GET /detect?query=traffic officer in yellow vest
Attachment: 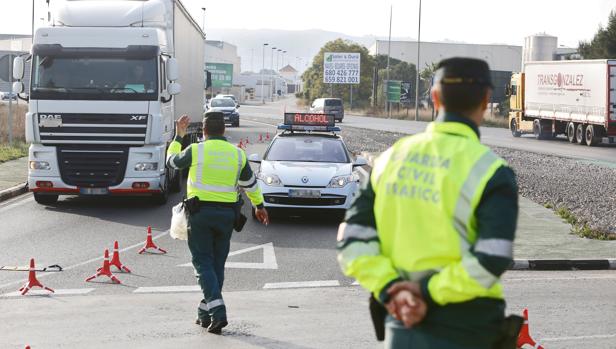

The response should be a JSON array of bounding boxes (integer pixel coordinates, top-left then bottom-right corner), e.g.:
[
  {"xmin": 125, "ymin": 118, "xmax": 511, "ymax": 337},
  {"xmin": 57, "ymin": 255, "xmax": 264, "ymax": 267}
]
[
  {"xmin": 337, "ymin": 57, "xmax": 518, "ymax": 348},
  {"xmin": 167, "ymin": 112, "xmax": 269, "ymax": 334}
]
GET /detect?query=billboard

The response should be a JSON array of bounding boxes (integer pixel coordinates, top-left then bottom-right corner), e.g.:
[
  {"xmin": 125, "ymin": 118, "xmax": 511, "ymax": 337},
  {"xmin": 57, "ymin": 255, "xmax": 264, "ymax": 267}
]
[
  {"xmin": 386, "ymin": 80, "xmax": 401, "ymax": 103},
  {"xmin": 323, "ymin": 52, "xmax": 360, "ymax": 84},
  {"xmin": 205, "ymin": 63, "xmax": 233, "ymax": 88}
]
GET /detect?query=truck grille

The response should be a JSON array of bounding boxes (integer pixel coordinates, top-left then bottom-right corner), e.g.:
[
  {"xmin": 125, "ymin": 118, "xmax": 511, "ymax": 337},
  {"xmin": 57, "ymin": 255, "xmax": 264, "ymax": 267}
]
[
  {"xmin": 39, "ymin": 113, "xmax": 148, "ymax": 145},
  {"xmin": 57, "ymin": 146, "xmax": 129, "ymax": 188}
]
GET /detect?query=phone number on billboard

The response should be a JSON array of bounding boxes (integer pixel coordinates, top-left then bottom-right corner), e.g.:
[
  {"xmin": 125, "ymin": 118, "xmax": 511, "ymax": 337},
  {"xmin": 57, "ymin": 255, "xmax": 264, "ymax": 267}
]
[{"xmin": 324, "ymin": 72, "xmax": 360, "ymax": 84}]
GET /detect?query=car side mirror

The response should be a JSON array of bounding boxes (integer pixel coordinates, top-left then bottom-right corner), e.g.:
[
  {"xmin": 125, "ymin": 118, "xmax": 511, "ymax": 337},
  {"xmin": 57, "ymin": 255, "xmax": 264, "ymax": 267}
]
[
  {"xmin": 248, "ymin": 153, "xmax": 261, "ymax": 163},
  {"xmin": 353, "ymin": 156, "xmax": 368, "ymax": 167},
  {"xmin": 236, "ymin": 104, "xmax": 240, "ymax": 109}
]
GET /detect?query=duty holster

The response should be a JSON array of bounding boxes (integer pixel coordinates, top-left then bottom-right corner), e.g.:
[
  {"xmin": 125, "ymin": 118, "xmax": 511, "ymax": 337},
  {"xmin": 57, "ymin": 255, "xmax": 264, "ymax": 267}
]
[
  {"xmin": 369, "ymin": 295, "xmax": 387, "ymax": 341},
  {"xmin": 234, "ymin": 196, "xmax": 247, "ymax": 232},
  {"xmin": 492, "ymin": 315, "xmax": 524, "ymax": 349},
  {"xmin": 183, "ymin": 196, "xmax": 201, "ymax": 215}
]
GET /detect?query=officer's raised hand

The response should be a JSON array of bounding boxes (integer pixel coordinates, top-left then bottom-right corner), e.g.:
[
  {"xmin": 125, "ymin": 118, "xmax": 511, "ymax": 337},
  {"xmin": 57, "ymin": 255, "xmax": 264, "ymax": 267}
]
[{"xmin": 176, "ymin": 114, "xmax": 190, "ymax": 137}]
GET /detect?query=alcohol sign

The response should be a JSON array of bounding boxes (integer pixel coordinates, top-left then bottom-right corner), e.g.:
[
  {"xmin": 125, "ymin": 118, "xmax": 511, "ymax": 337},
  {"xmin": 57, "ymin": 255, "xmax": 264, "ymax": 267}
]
[
  {"xmin": 205, "ymin": 62, "xmax": 233, "ymax": 88},
  {"xmin": 323, "ymin": 52, "xmax": 360, "ymax": 84},
  {"xmin": 284, "ymin": 113, "xmax": 335, "ymax": 127}
]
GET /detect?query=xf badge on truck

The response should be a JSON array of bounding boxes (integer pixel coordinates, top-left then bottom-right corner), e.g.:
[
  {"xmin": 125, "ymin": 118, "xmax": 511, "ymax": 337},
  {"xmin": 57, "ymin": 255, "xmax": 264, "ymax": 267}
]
[{"xmin": 130, "ymin": 115, "xmax": 147, "ymax": 121}]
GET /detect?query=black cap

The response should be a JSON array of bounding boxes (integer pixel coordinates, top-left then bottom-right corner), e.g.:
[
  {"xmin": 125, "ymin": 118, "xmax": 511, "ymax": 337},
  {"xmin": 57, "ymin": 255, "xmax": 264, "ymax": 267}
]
[
  {"xmin": 203, "ymin": 111, "xmax": 224, "ymax": 123},
  {"xmin": 434, "ymin": 57, "xmax": 493, "ymax": 88}
]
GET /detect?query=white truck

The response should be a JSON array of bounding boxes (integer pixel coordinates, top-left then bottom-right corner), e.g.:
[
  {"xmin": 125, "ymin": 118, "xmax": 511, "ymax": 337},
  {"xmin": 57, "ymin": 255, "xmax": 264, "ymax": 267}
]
[
  {"xmin": 508, "ymin": 59, "xmax": 616, "ymax": 146},
  {"xmin": 12, "ymin": 0, "xmax": 205, "ymax": 204}
]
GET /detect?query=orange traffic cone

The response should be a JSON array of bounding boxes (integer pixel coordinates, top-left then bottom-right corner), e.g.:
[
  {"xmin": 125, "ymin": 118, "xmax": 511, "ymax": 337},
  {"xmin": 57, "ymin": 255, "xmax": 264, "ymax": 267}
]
[
  {"xmin": 18, "ymin": 258, "xmax": 54, "ymax": 295},
  {"xmin": 237, "ymin": 139, "xmax": 244, "ymax": 150},
  {"xmin": 108, "ymin": 241, "xmax": 131, "ymax": 273},
  {"xmin": 138, "ymin": 226, "xmax": 167, "ymax": 254},
  {"xmin": 245, "ymin": 137, "xmax": 250, "ymax": 145},
  {"xmin": 265, "ymin": 132, "xmax": 271, "ymax": 141},
  {"xmin": 517, "ymin": 308, "xmax": 544, "ymax": 349},
  {"xmin": 258, "ymin": 134, "xmax": 263, "ymax": 143},
  {"xmin": 86, "ymin": 249, "xmax": 121, "ymax": 284}
]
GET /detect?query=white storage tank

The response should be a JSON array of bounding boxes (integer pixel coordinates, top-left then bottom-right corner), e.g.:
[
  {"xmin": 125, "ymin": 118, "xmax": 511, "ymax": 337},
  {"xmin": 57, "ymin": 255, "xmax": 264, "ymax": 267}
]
[{"xmin": 523, "ymin": 34, "xmax": 558, "ymax": 64}]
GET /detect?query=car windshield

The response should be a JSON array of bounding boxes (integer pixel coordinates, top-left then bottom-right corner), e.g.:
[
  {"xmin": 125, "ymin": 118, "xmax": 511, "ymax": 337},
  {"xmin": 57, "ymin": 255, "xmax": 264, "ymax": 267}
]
[
  {"xmin": 30, "ymin": 48, "xmax": 158, "ymax": 101},
  {"xmin": 265, "ymin": 136, "xmax": 349, "ymax": 163},
  {"xmin": 211, "ymin": 99, "xmax": 236, "ymax": 108},
  {"xmin": 325, "ymin": 99, "xmax": 342, "ymax": 106}
]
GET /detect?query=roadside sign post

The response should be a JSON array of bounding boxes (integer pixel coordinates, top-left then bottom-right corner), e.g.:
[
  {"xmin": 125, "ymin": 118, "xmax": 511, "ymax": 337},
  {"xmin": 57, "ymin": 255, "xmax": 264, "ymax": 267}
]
[
  {"xmin": 323, "ymin": 52, "xmax": 360, "ymax": 108},
  {"xmin": 386, "ymin": 80, "xmax": 401, "ymax": 104}
]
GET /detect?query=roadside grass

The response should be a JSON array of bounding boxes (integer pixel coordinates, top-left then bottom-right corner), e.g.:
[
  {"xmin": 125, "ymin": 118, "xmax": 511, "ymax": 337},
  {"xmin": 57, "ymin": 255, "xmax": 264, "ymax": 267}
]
[
  {"xmin": 0, "ymin": 103, "xmax": 27, "ymax": 144},
  {"xmin": 0, "ymin": 142, "xmax": 28, "ymax": 163},
  {"xmin": 552, "ymin": 205, "xmax": 616, "ymax": 240}
]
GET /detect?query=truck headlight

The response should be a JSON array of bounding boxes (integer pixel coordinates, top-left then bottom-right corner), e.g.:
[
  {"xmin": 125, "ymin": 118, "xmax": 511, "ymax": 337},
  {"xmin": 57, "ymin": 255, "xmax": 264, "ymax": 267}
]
[
  {"xmin": 29, "ymin": 161, "xmax": 51, "ymax": 170},
  {"xmin": 134, "ymin": 162, "xmax": 158, "ymax": 171},
  {"xmin": 257, "ymin": 173, "xmax": 283, "ymax": 186},
  {"xmin": 328, "ymin": 174, "xmax": 359, "ymax": 188}
]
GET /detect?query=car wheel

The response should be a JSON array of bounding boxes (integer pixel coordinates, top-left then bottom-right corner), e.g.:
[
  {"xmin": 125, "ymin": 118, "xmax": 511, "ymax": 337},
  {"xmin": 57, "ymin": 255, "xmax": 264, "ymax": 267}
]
[
  {"xmin": 233, "ymin": 121, "xmax": 240, "ymax": 127},
  {"xmin": 34, "ymin": 193, "xmax": 59, "ymax": 205}
]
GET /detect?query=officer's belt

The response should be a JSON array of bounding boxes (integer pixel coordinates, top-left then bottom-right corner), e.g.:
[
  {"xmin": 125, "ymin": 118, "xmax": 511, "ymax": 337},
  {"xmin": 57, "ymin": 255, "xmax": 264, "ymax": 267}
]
[{"xmin": 199, "ymin": 200, "xmax": 237, "ymax": 209}]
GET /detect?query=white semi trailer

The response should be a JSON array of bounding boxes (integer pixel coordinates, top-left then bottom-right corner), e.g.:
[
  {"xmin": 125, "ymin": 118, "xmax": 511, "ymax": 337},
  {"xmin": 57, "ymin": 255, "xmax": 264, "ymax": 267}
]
[
  {"xmin": 12, "ymin": 0, "xmax": 205, "ymax": 204},
  {"xmin": 508, "ymin": 60, "xmax": 616, "ymax": 146}
]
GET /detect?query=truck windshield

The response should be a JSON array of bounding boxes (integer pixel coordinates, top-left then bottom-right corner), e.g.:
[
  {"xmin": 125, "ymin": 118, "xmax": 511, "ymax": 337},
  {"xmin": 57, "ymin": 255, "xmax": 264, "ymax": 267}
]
[{"xmin": 31, "ymin": 54, "xmax": 158, "ymax": 101}]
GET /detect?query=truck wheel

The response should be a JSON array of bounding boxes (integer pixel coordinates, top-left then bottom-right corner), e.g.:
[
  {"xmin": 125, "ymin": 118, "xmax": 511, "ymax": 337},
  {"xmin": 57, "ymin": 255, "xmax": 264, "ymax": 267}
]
[
  {"xmin": 169, "ymin": 167, "xmax": 181, "ymax": 193},
  {"xmin": 152, "ymin": 173, "xmax": 169, "ymax": 205},
  {"xmin": 585, "ymin": 125, "xmax": 601, "ymax": 146},
  {"xmin": 567, "ymin": 122, "xmax": 577, "ymax": 143},
  {"xmin": 532, "ymin": 120, "xmax": 544, "ymax": 140},
  {"xmin": 510, "ymin": 119, "xmax": 521, "ymax": 137},
  {"xmin": 34, "ymin": 193, "xmax": 58, "ymax": 205},
  {"xmin": 576, "ymin": 124, "xmax": 585, "ymax": 145}
]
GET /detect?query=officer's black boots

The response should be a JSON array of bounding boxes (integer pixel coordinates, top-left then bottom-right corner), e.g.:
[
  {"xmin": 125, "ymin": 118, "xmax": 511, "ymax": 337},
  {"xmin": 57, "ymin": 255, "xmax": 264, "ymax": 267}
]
[
  {"xmin": 207, "ymin": 319, "xmax": 228, "ymax": 334},
  {"xmin": 195, "ymin": 317, "xmax": 211, "ymax": 328}
]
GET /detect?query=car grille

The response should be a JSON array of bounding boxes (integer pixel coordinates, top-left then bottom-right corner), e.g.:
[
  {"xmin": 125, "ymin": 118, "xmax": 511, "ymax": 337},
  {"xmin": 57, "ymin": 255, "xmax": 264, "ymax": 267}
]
[
  {"xmin": 39, "ymin": 113, "xmax": 148, "ymax": 145},
  {"xmin": 57, "ymin": 146, "xmax": 129, "ymax": 187},
  {"xmin": 264, "ymin": 194, "xmax": 346, "ymax": 206}
]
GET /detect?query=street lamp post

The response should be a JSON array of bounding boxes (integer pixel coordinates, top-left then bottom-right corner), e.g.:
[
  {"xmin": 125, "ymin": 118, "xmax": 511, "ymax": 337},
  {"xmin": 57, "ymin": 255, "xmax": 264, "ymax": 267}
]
[
  {"xmin": 414, "ymin": 0, "xmax": 422, "ymax": 121},
  {"xmin": 201, "ymin": 7, "xmax": 206, "ymax": 32},
  {"xmin": 261, "ymin": 43, "xmax": 268, "ymax": 104},
  {"xmin": 271, "ymin": 47, "xmax": 276, "ymax": 101}
]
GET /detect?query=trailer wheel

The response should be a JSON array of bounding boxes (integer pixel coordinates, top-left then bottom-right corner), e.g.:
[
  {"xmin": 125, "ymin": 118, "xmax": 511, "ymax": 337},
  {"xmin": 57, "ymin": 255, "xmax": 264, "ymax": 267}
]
[
  {"xmin": 585, "ymin": 125, "xmax": 601, "ymax": 146},
  {"xmin": 533, "ymin": 120, "xmax": 544, "ymax": 140},
  {"xmin": 510, "ymin": 119, "xmax": 521, "ymax": 137},
  {"xmin": 567, "ymin": 122, "xmax": 577, "ymax": 143},
  {"xmin": 576, "ymin": 124, "xmax": 585, "ymax": 145}
]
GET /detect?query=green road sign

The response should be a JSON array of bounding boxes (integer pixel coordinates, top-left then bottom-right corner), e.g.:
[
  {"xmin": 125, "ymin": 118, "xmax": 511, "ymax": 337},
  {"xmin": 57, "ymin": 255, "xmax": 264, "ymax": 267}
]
[
  {"xmin": 205, "ymin": 63, "xmax": 233, "ymax": 88},
  {"xmin": 386, "ymin": 80, "xmax": 401, "ymax": 102}
]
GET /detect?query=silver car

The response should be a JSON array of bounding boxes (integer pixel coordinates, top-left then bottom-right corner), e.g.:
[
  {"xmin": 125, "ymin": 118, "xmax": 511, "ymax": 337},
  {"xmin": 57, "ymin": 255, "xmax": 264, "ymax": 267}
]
[{"xmin": 310, "ymin": 98, "xmax": 344, "ymax": 122}]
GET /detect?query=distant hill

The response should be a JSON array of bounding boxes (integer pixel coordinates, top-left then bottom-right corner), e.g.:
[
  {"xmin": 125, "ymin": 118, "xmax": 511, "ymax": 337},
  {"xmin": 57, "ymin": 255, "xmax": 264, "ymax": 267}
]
[{"xmin": 206, "ymin": 28, "xmax": 413, "ymax": 74}]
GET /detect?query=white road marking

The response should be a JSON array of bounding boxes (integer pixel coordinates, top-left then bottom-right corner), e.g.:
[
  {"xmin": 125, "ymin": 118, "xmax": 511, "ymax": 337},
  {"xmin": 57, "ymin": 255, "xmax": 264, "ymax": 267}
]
[
  {"xmin": 0, "ymin": 230, "xmax": 169, "ymax": 290},
  {"xmin": 178, "ymin": 242, "xmax": 278, "ymax": 270},
  {"xmin": 263, "ymin": 280, "xmax": 340, "ymax": 289},
  {"xmin": 504, "ymin": 275, "xmax": 616, "ymax": 282},
  {"xmin": 242, "ymin": 119, "xmax": 279, "ymax": 128},
  {"xmin": 133, "ymin": 285, "xmax": 201, "ymax": 294},
  {"xmin": 542, "ymin": 333, "xmax": 616, "ymax": 342},
  {"xmin": 1, "ymin": 288, "xmax": 95, "ymax": 298},
  {"xmin": 0, "ymin": 196, "xmax": 33, "ymax": 214}
]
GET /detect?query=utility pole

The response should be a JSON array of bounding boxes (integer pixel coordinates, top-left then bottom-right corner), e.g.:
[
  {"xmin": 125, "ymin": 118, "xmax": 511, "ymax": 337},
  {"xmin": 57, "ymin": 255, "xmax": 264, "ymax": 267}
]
[
  {"xmin": 261, "ymin": 43, "xmax": 268, "ymax": 104},
  {"xmin": 271, "ymin": 46, "xmax": 276, "ymax": 101},
  {"xmin": 201, "ymin": 7, "xmax": 206, "ymax": 32},
  {"xmin": 414, "ymin": 0, "xmax": 422, "ymax": 121},
  {"xmin": 386, "ymin": 5, "xmax": 392, "ymax": 118}
]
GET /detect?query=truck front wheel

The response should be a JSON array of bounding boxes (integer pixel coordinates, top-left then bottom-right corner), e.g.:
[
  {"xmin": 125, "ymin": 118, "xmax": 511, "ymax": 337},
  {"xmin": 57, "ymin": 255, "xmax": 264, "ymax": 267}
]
[
  {"xmin": 567, "ymin": 122, "xmax": 577, "ymax": 143},
  {"xmin": 576, "ymin": 124, "xmax": 585, "ymax": 145},
  {"xmin": 510, "ymin": 119, "xmax": 521, "ymax": 137},
  {"xmin": 34, "ymin": 193, "xmax": 58, "ymax": 205}
]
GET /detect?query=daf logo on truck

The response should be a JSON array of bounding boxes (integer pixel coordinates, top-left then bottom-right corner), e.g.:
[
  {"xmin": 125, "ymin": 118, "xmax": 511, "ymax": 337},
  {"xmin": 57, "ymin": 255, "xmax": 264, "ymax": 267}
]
[
  {"xmin": 40, "ymin": 114, "xmax": 62, "ymax": 120},
  {"xmin": 39, "ymin": 114, "xmax": 63, "ymax": 128}
]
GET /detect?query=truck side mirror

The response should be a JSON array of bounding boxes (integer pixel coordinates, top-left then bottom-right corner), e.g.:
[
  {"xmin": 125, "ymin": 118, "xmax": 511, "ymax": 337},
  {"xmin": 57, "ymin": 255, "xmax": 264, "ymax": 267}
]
[
  {"xmin": 13, "ymin": 81, "xmax": 24, "ymax": 94},
  {"xmin": 504, "ymin": 85, "xmax": 511, "ymax": 97},
  {"xmin": 168, "ymin": 82, "xmax": 181, "ymax": 95},
  {"xmin": 166, "ymin": 58, "xmax": 179, "ymax": 81},
  {"xmin": 13, "ymin": 56, "xmax": 25, "ymax": 80}
]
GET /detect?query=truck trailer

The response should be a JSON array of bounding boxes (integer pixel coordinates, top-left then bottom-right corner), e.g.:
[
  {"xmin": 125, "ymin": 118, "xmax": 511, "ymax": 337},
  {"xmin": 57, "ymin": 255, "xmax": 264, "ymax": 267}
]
[
  {"xmin": 11, "ymin": 0, "xmax": 205, "ymax": 205},
  {"xmin": 508, "ymin": 59, "xmax": 616, "ymax": 146}
]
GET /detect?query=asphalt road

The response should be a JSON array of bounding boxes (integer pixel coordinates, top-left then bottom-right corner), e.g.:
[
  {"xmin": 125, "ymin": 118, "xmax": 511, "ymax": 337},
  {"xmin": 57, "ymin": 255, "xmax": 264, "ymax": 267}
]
[
  {"xmin": 244, "ymin": 98, "xmax": 616, "ymax": 166},
  {"xmin": 1, "ymin": 104, "xmax": 616, "ymax": 348}
]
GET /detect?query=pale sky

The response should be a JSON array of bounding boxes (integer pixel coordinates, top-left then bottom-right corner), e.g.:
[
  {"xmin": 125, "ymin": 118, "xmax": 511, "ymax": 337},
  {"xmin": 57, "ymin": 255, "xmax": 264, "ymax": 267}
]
[{"xmin": 0, "ymin": 0, "xmax": 615, "ymax": 47}]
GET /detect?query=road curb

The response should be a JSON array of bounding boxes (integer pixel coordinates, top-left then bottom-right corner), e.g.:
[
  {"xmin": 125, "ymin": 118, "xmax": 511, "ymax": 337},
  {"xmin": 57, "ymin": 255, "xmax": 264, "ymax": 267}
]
[
  {"xmin": 510, "ymin": 259, "xmax": 616, "ymax": 271},
  {"xmin": 0, "ymin": 183, "xmax": 28, "ymax": 203}
]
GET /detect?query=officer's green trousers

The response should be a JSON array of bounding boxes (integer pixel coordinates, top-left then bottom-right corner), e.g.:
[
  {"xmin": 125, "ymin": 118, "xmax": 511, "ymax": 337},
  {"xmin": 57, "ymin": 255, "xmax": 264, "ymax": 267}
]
[{"xmin": 187, "ymin": 206, "xmax": 236, "ymax": 322}]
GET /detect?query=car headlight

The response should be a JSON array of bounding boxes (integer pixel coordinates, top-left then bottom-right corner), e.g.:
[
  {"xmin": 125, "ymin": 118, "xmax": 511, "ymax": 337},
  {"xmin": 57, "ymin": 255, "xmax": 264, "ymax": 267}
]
[
  {"xmin": 29, "ymin": 161, "xmax": 51, "ymax": 170},
  {"xmin": 232, "ymin": 111, "xmax": 239, "ymax": 116},
  {"xmin": 328, "ymin": 173, "xmax": 359, "ymax": 188},
  {"xmin": 134, "ymin": 162, "xmax": 158, "ymax": 171},
  {"xmin": 257, "ymin": 173, "xmax": 283, "ymax": 186}
]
